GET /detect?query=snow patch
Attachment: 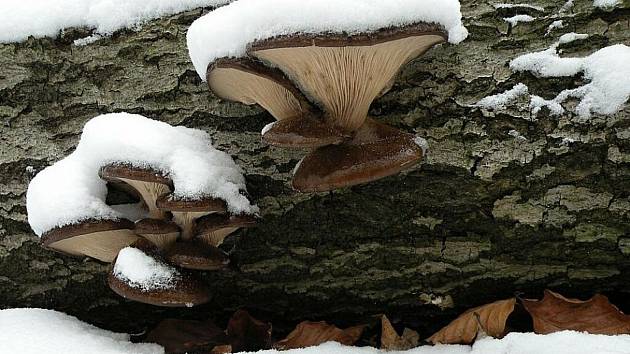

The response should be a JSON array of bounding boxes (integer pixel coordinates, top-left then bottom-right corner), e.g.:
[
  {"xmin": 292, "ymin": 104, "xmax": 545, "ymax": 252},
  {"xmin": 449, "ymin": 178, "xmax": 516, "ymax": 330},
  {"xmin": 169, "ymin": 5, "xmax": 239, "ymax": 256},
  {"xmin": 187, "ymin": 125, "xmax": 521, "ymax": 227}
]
[
  {"xmin": 0, "ymin": 0, "xmax": 232, "ymax": 43},
  {"xmin": 475, "ymin": 83, "xmax": 529, "ymax": 110},
  {"xmin": 113, "ymin": 247, "xmax": 179, "ymax": 291},
  {"xmin": 593, "ymin": 0, "xmax": 622, "ymax": 9},
  {"xmin": 503, "ymin": 15, "xmax": 535, "ymax": 27},
  {"xmin": 414, "ymin": 136, "xmax": 430, "ymax": 156},
  {"xmin": 187, "ymin": 0, "xmax": 468, "ymax": 80},
  {"xmin": 546, "ymin": 20, "xmax": 564, "ymax": 35},
  {"xmin": 558, "ymin": 32, "xmax": 589, "ymax": 44},
  {"xmin": 494, "ymin": 3, "xmax": 544, "ymax": 11},
  {"xmin": 27, "ymin": 113, "xmax": 258, "ymax": 236},
  {"xmin": 510, "ymin": 44, "xmax": 630, "ymax": 117},
  {"xmin": 0, "ymin": 308, "xmax": 163, "ymax": 354}
]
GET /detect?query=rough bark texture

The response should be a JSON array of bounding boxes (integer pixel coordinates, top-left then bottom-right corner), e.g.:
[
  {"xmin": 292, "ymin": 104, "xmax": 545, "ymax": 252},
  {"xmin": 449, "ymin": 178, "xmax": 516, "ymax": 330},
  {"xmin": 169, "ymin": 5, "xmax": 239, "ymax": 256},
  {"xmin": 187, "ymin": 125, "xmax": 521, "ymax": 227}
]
[{"xmin": 1, "ymin": 0, "xmax": 629, "ymax": 337}]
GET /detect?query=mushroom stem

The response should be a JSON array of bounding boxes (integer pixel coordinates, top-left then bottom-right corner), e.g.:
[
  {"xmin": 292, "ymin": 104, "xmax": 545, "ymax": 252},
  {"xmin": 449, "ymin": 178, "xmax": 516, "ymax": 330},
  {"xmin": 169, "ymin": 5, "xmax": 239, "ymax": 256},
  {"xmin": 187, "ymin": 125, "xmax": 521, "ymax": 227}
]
[
  {"xmin": 198, "ymin": 227, "xmax": 239, "ymax": 247},
  {"xmin": 120, "ymin": 178, "xmax": 170, "ymax": 219},
  {"xmin": 172, "ymin": 211, "xmax": 212, "ymax": 241}
]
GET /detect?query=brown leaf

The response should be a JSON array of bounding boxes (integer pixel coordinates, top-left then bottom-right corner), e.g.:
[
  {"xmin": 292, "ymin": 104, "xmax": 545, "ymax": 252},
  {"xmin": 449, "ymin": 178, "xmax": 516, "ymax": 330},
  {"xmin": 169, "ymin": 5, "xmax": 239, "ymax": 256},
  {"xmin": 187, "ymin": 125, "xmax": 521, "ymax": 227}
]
[
  {"xmin": 380, "ymin": 315, "xmax": 419, "ymax": 350},
  {"xmin": 145, "ymin": 318, "xmax": 228, "ymax": 354},
  {"xmin": 210, "ymin": 344, "xmax": 232, "ymax": 353},
  {"xmin": 226, "ymin": 309, "xmax": 272, "ymax": 352},
  {"xmin": 275, "ymin": 321, "xmax": 365, "ymax": 350},
  {"xmin": 427, "ymin": 298, "xmax": 516, "ymax": 344},
  {"xmin": 522, "ymin": 290, "xmax": 630, "ymax": 335}
]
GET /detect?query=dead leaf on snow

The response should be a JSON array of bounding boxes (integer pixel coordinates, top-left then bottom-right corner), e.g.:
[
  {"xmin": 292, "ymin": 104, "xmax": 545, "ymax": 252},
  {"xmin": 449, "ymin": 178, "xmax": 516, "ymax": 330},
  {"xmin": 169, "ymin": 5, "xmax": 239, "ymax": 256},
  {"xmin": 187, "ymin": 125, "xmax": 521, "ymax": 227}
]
[
  {"xmin": 145, "ymin": 318, "xmax": 228, "ymax": 354},
  {"xmin": 226, "ymin": 309, "xmax": 272, "ymax": 352},
  {"xmin": 275, "ymin": 321, "xmax": 365, "ymax": 350},
  {"xmin": 522, "ymin": 290, "xmax": 630, "ymax": 335},
  {"xmin": 380, "ymin": 315, "xmax": 419, "ymax": 350},
  {"xmin": 427, "ymin": 298, "xmax": 516, "ymax": 344}
]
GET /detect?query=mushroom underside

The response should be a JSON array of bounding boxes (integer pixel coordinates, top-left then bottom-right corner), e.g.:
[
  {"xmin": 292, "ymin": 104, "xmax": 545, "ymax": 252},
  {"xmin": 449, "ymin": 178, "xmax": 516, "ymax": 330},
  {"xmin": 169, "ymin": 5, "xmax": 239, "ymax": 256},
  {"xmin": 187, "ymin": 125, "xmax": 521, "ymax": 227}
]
[
  {"xmin": 292, "ymin": 119, "xmax": 424, "ymax": 192},
  {"xmin": 249, "ymin": 34, "xmax": 445, "ymax": 133},
  {"xmin": 116, "ymin": 178, "xmax": 170, "ymax": 219}
]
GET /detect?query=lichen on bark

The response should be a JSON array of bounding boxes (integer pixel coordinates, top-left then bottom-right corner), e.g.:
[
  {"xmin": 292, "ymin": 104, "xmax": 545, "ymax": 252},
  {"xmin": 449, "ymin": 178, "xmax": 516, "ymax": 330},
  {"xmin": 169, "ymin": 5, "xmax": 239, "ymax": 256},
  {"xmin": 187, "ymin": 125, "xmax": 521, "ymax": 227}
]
[{"xmin": 0, "ymin": 0, "xmax": 629, "ymax": 337}]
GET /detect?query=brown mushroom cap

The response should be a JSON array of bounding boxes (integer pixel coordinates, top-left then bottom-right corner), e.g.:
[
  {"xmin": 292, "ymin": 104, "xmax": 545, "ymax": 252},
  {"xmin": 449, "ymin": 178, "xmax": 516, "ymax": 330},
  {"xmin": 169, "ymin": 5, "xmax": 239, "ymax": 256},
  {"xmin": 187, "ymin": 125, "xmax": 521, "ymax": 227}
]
[
  {"xmin": 41, "ymin": 219, "xmax": 138, "ymax": 262},
  {"xmin": 291, "ymin": 119, "xmax": 424, "ymax": 192},
  {"xmin": 207, "ymin": 58, "xmax": 311, "ymax": 121},
  {"xmin": 156, "ymin": 194, "xmax": 227, "ymax": 241},
  {"xmin": 100, "ymin": 164, "xmax": 172, "ymax": 219},
  {"xmin": 261, "ymin": 115, "xmax": 345, "ymax": 148},
  {"xmin": 248, "ymin": 23, "xmax": 447, "ymax": 134},
  {"xmin": 165, "ymin": 241, "xmax": 230, "ymax": 271},
  {"xmin": 195, "ymin": 214, "xmax": 258, "ymax": 247},
  {"xmin": 108, "ymin": 240, "xmax": 210, "ymax": 307},
  {"xmin": 134, "ymin": 218, "xmax": 180, "ymax": 250}
]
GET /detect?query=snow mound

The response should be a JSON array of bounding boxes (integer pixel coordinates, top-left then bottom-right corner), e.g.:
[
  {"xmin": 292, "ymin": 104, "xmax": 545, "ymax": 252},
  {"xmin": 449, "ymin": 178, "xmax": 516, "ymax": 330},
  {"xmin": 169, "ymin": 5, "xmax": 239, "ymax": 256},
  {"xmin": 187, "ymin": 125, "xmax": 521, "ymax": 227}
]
[
  {"xmin": 187, "ymin": 0, "xmax": 469, "ymax": 80},
  {"xmin": 0, "ymin": 308, "xmax": 163, "ymax": 354},
  {"xmin": 27, "ymin": 113, "xmax": 258, "ymax": 236},
  {"xmin": 113, "ymin": 247, "xmax": 178, "ymax": 290},
  {"xmin": 475, "ymin": 83, "xmax": 529, "ymax": 110},
  {"xmin": 510, "ymin": 44, "xmax": 630, "ymax": 117},
  {"xmin": 503, "ymin": 15, "xmax": 535, "ymax": 27},
  {"xmin": 0, "ymin": 0, "xmax": 232, "ymax": 43}
]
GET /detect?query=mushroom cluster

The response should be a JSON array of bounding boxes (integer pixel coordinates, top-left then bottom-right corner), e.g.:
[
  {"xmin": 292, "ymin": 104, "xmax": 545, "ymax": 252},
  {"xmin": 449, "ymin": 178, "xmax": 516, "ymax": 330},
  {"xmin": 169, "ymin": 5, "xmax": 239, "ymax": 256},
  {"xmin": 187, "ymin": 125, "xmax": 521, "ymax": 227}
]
[
  {"xmin": 198, "ymin": 22, "xmax": 448, "ymax": 192},
  {"xmin": 27, "ymin": 113, "xmax": 258, "ymax": 307}
]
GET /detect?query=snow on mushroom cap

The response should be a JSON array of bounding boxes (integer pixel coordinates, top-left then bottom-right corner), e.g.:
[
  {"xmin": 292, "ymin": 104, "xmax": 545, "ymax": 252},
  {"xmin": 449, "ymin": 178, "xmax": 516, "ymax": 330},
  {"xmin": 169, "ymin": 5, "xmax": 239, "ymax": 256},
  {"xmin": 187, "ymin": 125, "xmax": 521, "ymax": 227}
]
[
  {"xmin": 187, "ymin": 0, "xmax": 469, "ymax": 80},
  {"xmin": 113, "ymin": 247, "xmax": 178, "ymax": 291},
  {"xmin": 27, "ymin": 113, "xmax": 258, "ymax": 236}
]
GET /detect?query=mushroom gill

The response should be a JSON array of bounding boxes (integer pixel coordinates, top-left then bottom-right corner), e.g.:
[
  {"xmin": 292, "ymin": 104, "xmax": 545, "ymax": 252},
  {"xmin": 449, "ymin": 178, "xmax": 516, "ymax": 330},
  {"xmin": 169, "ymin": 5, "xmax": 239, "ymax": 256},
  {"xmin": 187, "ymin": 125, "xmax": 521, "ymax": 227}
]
[{"xmin": 156, "ymin": 194, "xmax": 226, "ymax": 240}]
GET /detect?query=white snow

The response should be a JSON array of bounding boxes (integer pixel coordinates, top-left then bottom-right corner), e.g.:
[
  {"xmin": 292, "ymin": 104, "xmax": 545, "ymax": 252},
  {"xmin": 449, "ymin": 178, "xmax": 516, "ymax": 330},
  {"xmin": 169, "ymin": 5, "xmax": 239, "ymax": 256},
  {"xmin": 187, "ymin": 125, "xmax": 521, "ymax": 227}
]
[
  {"xmin": 558, "ymin": 32, "xmax": 589, "ymax": 44},
  {"xmin": 475, "ymin": 83, "xmax": 529, "ymax": 110},
  {"xmin": 187, "ymin": 0, "xmax": 469, "ymax": 80},
  {"xmin": 546, "ymin": 20, "xmax": 564, "ymax": 35},
  {"xmin": 414, "ymin": 137, "xmax": 430, "ymax": 156},
  {"xmin": 494, "ymin": 3, "xmax": 545, "ymax": 11},
  {"xmin": 0, "ymin": 308, "xmax": 163, "ymax": 354},
  {"xmin": 503, "ymin": 14, "xmax": 535, "ymax": 27},
  {"xmin": 560, "ymin": 0, "xmax": 574, "ymax": 13},
  {"xmin": 530, "ymin": 95, "xmax": 564, "ymax": 116},
  {"xmin": 261, "ymin": 122, "xmax": 276, "ymax": 136},
  {"xmin": 593, "ymin": 0, "xmax": 622, "ymax": 9},
  {"xmin": 510, "ymin": 44, "xmax": 630, "ymax": 117},
  {"xmin": 0, "ymin": 0, "xmax": 232, "ymax": 43},
  {"xmin": 27, "ymin": 113, "xmax": 258, "ymax": 236},
  {"xmin": 113, "ymin": 247, "xmax": 178, "ymax": 290}
]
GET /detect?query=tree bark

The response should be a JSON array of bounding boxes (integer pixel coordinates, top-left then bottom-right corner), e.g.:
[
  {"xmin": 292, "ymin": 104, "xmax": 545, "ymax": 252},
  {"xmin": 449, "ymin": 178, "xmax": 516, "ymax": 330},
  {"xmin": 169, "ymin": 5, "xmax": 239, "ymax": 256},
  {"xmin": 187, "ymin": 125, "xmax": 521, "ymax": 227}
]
[{"xmin": 1, "ymin": 0, "xmax": 629, "ymax": 337}]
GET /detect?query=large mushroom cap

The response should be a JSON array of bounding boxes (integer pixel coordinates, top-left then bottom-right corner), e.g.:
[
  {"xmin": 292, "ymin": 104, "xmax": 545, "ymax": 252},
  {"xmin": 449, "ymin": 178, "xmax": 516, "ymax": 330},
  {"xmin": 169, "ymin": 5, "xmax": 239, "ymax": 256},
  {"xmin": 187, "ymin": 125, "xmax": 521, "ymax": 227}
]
[
  {"xmin": 248, "ymin": 23, "xmax": 447, "ymax": 133},
  {"xmin": 41, "ymin": 219, "xmax": 138, "ymax": 262},
  {"xmin": 108, "ymin": 241, "xmax": 210, "ymax": 307},
  {"xmin": 134, "ymin": 218, "xmax": 180, "ymax": 250},
  {"xmin": 261, "ymin": 115, "xmax": 345, "ymax": 148},
  {"xmin": 292, "ymin": 119, "xmax": 425, "ymax": 192},
  {"xmin": 195, "ymin": 214, "xmax": 258, "ymax": 247},
  {"xmin": 156, "ymin": 194, "xmax": 227, "ymax": 240},
  {"xmin": 100, "ymin": 164, "xmax": 172, "ymax": 219},
  {"xmin": 166, "ymin": 241, "xmax": 230, "ymax": 271}
]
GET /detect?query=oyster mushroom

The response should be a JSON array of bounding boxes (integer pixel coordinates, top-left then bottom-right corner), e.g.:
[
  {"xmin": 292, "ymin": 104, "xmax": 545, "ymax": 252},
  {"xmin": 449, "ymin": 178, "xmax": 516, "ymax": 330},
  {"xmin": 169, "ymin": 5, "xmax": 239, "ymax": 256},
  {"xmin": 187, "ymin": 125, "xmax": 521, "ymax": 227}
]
[
  {"xmin": 195, "ymin": 214, "xmax": 258, "ymax": 247},
  {"xmin": 41, "ymin": 219, "xmax": 138, "ymax": 262},
  {"xmin": 207, "ymin": 58, "xmax": 344, "ymax": 148},
  {"xmin": 134, "ymin": 218, "xmax": 180, "ymax": 250},
  {"xmin": 108, "ymin": 239, "xmax": 210, "ymax": 307},
  {"xmin": 156, "ymin": 194, "xmax": 226, "ymax": 240},
  {"xmin": 165, "ymin": 241, "xmax": 230, "ymax": 271},
  {"xmin": 99, "ymin": 164, "xmax": 172, "ymax": 219}
]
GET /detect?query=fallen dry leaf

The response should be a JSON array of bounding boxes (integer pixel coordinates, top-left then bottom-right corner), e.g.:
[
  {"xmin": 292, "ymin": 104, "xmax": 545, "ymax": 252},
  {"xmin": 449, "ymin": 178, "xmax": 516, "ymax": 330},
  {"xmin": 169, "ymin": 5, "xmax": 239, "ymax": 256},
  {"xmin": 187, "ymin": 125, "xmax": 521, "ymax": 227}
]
[
  {"xmin": 522, "ymin": 290, "xmax": 630, "ymax": 335},
  {"xmin": 226, "ymin": 309, "xmax": 272, "ymax": 352},
  {"xmin": 275, "ymin": 321, "xmax": 365, "ymax": 349},
  {"xmin": 427, "ymin": 298, "xmax": 516, "ymax": 344},
  {"xmin": 380, "ymin": 315, "xmax": 419, "ymax": 350},
  {"xmin": 145, "ymin": 318, "xmax": 228, "ymax": 354}
]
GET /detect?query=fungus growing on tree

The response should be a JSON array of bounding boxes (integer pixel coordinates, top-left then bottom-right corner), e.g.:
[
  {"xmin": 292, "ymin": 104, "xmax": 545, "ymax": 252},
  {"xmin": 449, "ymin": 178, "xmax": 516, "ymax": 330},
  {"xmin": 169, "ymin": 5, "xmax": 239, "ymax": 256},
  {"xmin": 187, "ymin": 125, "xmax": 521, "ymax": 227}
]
[
  {"xmin": 41, "ymin": 219, "xmax": 138, "ymax": 262},
  {"xmin": 195, "ymin": 213, "xmax": 258, "ymax": 247},
  {"xmin": 188, "ymin": 0, "xmax": 468, "ymax": 191},
  {"xmin": 108, "ymin": 240, "xmax": 210, "ymax": 307},
  {"xmin": 165, "ymin": 241, "xmax": 230, "ymax": 271},
  {"xmin": 156, "ymin": 194, "xmax": 227, "ymax": 240},
  {"xmin": 100, "ymin": 165, "xmax": 172, "ymax": 220},
  {"xmin": 134, "ymin": 218, "xmax": 180, "ymax": 250}
]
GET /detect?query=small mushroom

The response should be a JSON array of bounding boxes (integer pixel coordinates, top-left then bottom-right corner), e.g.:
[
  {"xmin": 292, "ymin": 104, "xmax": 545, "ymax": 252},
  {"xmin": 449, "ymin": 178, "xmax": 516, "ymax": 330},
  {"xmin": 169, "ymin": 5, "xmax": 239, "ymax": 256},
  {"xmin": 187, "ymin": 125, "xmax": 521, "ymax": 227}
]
[
  {"xmin": 40, "ymin": 219, "xmax": 138, "ymax": 262},
  {"xmin": 292, "ymin": 119, "xmax": 425, "ymax": 192},
  {"xmin": 207, "ymin": 58, "xmax": 344, "ymax": 148},
  {"xmin": 134, "ymin": 218, "xmax": 180, "ymax": 250},
  {"xmin": 99, "ymin": 164, "xmax": 172, "ymax": 219},
  {"xmin": 156, "ymin": 195, "xmax": 226, "ymax": 240},
  {"xmin": 108, "ymin": 240, "xmax": 210, "ymax": 307},
  {"xmin": 165, "ymin": 241, "xmax": 230, "ymax": 271},
  {"xmin": 195, "ymin": 214, "xmax": 258, "ymax": 247}
]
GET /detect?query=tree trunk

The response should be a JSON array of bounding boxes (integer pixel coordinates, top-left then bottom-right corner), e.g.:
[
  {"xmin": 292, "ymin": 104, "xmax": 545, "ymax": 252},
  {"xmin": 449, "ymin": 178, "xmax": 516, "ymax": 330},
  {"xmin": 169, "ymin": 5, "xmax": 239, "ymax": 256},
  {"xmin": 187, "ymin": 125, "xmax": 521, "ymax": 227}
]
[{"xmin": 1, "ymin": 0, "xmax": 629, "ymax": 337}]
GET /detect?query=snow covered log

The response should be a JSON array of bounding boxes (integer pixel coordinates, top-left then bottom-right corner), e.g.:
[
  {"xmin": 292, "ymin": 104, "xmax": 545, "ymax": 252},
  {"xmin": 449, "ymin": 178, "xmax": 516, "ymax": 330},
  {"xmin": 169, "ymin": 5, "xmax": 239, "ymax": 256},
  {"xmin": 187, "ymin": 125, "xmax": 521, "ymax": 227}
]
[{"xmin": 0, "ymin": 0, "xmax": 629, "ymax": 337}]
